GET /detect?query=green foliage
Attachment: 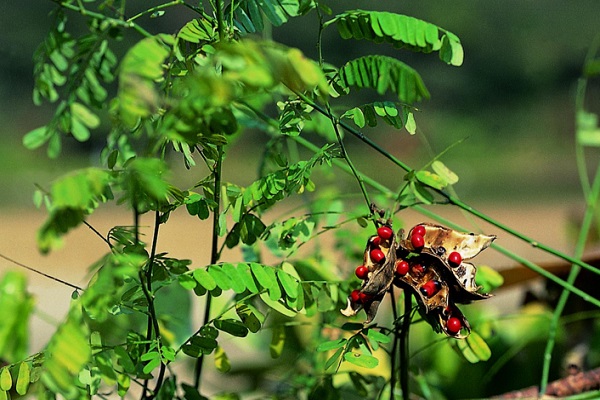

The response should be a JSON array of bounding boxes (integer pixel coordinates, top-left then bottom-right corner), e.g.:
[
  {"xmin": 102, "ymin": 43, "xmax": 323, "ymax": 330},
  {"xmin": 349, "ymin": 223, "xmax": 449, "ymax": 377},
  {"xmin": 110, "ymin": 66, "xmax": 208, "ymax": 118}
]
[
  {"xmin": 0, "ymin": 272, "xmax": 33, "ymax": 363},
  {"xmin": 329, "ymin": 10, "xmax": 464, "ymax": 66},
  {"xmin": 338, "ymin": 55, "xmax": 430, "ymax": 104},
  {"xmin": 20, "ymin": 1, "xmax": 595, "ymax": 399},
  {"xmin": 25, "ymin": 11, "xmax": 117, "ymax": 157}
]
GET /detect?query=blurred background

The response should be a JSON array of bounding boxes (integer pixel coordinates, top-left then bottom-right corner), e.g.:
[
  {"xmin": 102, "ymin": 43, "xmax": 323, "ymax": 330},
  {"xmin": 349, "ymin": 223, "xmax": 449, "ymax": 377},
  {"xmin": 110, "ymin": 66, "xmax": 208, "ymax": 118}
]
[
  {"xmin": 2, "ymin": 1, "xmax": 600, "ymax": 205},
  {"xmin": 1, "ymin": 1, "xmax": 600, "ymax": 397}
]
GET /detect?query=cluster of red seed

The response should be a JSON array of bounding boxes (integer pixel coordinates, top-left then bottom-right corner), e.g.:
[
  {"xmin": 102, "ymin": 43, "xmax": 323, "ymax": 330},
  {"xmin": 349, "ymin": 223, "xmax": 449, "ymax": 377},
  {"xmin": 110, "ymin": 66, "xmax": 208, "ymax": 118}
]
[{"xmin": 343, "ymin": 221, "xmax": 494, "ymax": 338}]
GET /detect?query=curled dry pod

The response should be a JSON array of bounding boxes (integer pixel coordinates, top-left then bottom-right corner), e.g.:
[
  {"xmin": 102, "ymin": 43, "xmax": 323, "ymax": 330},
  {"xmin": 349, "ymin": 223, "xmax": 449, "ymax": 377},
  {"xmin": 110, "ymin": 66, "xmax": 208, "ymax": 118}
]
[
  {"xmin": 404, "ymin": 223, "xmax": 495, "ymax": 298},
  {"xmin": 341, "ymin": 231, "xmax": 398, "ymax": 323},
  {"xmin": 342, "ymin": 220, "xmax": 495, "ymax": 338},
  {"xmin": 437, "ymin": 305, "xmax": 471, "ymax": 338}
]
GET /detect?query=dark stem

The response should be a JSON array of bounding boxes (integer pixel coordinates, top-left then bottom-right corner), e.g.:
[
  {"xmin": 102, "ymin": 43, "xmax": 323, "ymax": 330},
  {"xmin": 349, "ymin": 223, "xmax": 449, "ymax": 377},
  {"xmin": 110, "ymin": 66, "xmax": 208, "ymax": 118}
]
[
  {"xmin": 389, "ymin": 289, "xmax": 399, "ymax": 399},
  {"xmin": 194, "ymin": 145, "xmax": 223, "ymax": 390},
  {"xmin": 139, "ymin": 210, "xmax": 165, "ymax": 399},
  {"xmin": 400, "ymin": 291, "xmax": 412, "ymax": 400}
]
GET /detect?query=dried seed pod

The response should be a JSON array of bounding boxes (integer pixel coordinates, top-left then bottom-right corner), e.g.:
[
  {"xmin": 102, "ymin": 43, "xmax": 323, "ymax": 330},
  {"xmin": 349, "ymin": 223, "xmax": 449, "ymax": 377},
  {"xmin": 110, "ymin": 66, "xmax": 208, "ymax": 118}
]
[{"xmin": 342, "ymin": 221, "xmax": 496, "ymax": 337}]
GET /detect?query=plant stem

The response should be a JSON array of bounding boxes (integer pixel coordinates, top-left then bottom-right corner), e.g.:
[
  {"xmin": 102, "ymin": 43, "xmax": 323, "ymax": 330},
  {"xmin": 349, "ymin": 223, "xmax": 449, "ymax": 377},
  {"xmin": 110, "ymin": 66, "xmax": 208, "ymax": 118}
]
[
  {"xmin": 139, "ymin": 211, "xmax": 166, "ymax": 399},
  {"xmin": 194, "ymin": 145, "xmax": 223, "ymax": 390},
  {"xmin": 540, "ymin": 36, "xmax": 600, "ymax": 391},
  {"xmin": 215, "ymin": 0, "xmax": 225, "ymax": 41},
  {"xmin": 400, "ymin": 291, "xmax": 412, "ymax": 400},
  {"xmin": 54, "ymin": 0, "xmax": 153, "ymax": 37},
  {"xmin": 329, "ymin": 111, "xmax": 372, "ymax": 209},
  {"xmin": 126, "ymin": 0, "xmax": 184, "ymax": 23},
  {"xmin": 389, "ymin": 289, "xmax": 399, "ymax": 399}
]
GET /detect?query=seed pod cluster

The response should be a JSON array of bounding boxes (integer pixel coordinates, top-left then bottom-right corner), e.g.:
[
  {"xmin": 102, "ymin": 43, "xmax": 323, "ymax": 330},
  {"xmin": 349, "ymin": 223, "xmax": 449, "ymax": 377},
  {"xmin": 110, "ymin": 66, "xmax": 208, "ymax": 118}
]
[{"xmin": 341, "ymin": 222, "xmax": 496, "ymax": 338}]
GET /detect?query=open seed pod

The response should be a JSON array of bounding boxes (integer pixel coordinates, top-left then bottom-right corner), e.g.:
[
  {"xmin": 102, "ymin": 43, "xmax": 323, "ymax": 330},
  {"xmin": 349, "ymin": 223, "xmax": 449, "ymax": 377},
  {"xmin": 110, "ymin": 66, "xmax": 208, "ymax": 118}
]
[
  {"xmin": 341, "ymin": 225, "xmax": 397, "ymax": 323},
  {"xmin": 342, "ymin": 222, "xmax": 496, "ymax": 338},
  {"xmin": 402, "ymin": 223, "xmax": 495, "ymax": 296}
]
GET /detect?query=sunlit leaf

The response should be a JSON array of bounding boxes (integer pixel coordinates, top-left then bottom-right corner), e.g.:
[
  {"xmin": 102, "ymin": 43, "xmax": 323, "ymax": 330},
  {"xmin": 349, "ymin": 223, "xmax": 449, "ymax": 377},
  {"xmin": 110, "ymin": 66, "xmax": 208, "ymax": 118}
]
[
  {"xmin": 214, "ymin": 346, "xmax": 231, "ymax": 373},
  {"xmin": 316, "ymin": 338, "xmax": 347, "ymax": 352},
  {"xmin": 338, "ymin": 55, "xmax": 429, "ymax": 104},
  {"xmin": 343, "ymin": 352, "xmax": 379, "ymax": 369},
  {"xmin": 431, "ymin": 161, "xmax": 459, "ymax": 185}
]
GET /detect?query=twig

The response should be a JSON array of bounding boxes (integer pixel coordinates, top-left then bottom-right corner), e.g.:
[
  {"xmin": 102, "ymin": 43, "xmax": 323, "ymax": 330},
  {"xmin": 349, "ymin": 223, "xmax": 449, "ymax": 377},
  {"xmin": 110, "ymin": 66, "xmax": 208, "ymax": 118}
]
[
  {"xmin": 400, "ymin": 291, "xmax": 412, "ymax": 400},
  {"xmin": 0, "ymin": 253, "xmax": 82, "ymax": 292},
  {"xmin": 194, "ymin": 145, "xmax": 223, "ymax": 390}
]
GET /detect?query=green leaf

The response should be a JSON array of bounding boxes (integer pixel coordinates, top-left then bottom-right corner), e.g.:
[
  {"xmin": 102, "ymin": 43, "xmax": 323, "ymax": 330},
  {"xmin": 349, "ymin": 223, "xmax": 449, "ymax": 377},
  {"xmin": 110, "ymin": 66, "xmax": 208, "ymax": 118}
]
[
  {"xmin": 235, "ymin": 303, "xmax": 262, "ymax": 333},
  {"xmin": 117, "ymin": 35, "xmax": 171, "ymax": 127},
  {"xmin": 23, "ymin": 126, "xmax": 51, "ymax": 150},
  {"xmin": 475, "ymin": 265, "xmax": 504, "ymax": 292},
  {"xmin": 236, "ymin": 263, "xmax": 259, "ymax": 293},
  {"xmin": 343, "ymin": 352, "xmax": 379, "ymax": 369},
  {"xmin": 431, "ymin": 160, "xmax": 459, "ymax": 185},
  {"xmin": 366, "ymin": 329, "xmax": 391, "ymax": 346},
  {"xmin": 141, "ymin": 351, "xmax": 161, "ymax": 374},
  {"xmin": 415, "ymin": 170, "xmax": 447, "ymax": 190},
  {"xmin": 0, "ymin": 369, "xmax": 10, "ymax": 391},
  {"xmin": 42, "ymin": 316, "xmax": 91, "ymax": 396},
  {"xmin": 409, "ymin": 180, "xmax": 434, "ymax": 204},
  {"xmin": 208, "ymin": 266, "xmax": 233, "ymax": 291},
  {"xmin": 439, "ymin": 32, "xmax": 464, "ymax": 66},
  {"xmin": 405, "ymin": 111, "xmax": 417, "ymax": 134},
  {"xmin": 466, "ymin": 331, "xmax": 491, "ymax": 361},
  {"xmin": 577, "ymin": 111, "xmax": 600, "ymax": 147},
  {"xmin": 324, "ymin": 347, "xmax": 344, "ymax": 371},
  {"xmin": 71, "ymin": 102, "xmax": 100, "ymax": 129},
  {"xmin": 178, "ymin": 273, "xmax": 197, "ymax": 290},
  {"xmin": 214, "ymin": 319, "xmax": 249, "ymax": 337},
  {"xmin": 0, "ymin": 272, "xmax": 33, "ymax": 363},
  {"xmin": 332, "ymin": 11, "xmax": 463, "ymax": 67},
  {"xmin": 214, "ymin": 346, "xmax": 231, "ymax": 373},
  {"xmin": 250, "ymin": 263, "xmax": 276, "ymax": 291},
  {"xmin": 183, "ymin": 336, "xmax": 218, "ymax": 357},
  {"xmin": 231, "ymin": 0, "xmax": 300, "ymax": 33},
  {"xmin": 221, "ymin": 263, "xmax": 247, "ymax": 293},
  {"xmin": 193, "ymin": 269, "xmax": 217, "ymax": 291},
  {"xmin": 178, "ymin": 17, "xmax": 217, "ymax": 43},
  {"xmin": 338, "ymin": 55, "xmax": 429, "ymax": 104},
  {"xmin": 269, "ymin": 325, "xmax": 285, "ymax": 358},
  {"xmin": 277, "ymin": 269, "xmax": 299, "ymax": 299},
  {"xmin": 259, "ymin": 292, "xmax": 297, "ymax": 317},
  {"xmin": 316, "ymin": 338, "xmax": 347, "ymax": 352}
]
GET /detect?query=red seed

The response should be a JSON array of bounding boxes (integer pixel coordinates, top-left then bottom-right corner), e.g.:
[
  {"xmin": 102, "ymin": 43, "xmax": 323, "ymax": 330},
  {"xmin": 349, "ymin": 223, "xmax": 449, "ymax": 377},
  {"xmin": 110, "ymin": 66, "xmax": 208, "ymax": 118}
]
[
  {"xmin": 411, "ymin": 233, "xmax": 425, "ymax": 249},
  {"xmin": 446, "ymin": 317, "xmax": 462, "ymax": 334},
  {"xmin": 359, "ymin": 292, "xmax": 371, "ymax": 303},
  {"xmin": 448, "ymin": 251, "xmax": 462, "ymax": 266},
  {"xmin": 371, "ymin": 236, "xmax": 381, "ymax": 247},
  {"xmin": 412, "ymin": 264, "xmax": 425, "ymax": 275},
  {"xmin": 355, "ymin": 265, "xmax": 369, "ymax": 280},
  {"xmin": 412, "ymin": 225, "xmax": 426, "ymax": 237},
  {"xmin": 350, "ymin": 289, "xmax": 361, "ymax": 303},
  {"xmin": 377, "ymin": 226, "xmax": 393, "ymax": 241},
  {"xmin": 420, "ymin": 280, "xmax": 440, "ymax": 298},
  {"xmin": 395, "ymin": 260, "xmax": 409, "ymax": 276},
  {"xmin": 370, "ymin": 249, "xmax": 385, "ymax": 263}
]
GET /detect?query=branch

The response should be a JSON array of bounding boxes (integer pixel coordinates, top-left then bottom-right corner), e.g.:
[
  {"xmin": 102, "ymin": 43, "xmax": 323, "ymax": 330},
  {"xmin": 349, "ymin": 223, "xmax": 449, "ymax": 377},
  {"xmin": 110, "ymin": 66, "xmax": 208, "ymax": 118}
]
[{"xmin": 492, "ymin": 367, "xmax": 600, "ymax": 398}]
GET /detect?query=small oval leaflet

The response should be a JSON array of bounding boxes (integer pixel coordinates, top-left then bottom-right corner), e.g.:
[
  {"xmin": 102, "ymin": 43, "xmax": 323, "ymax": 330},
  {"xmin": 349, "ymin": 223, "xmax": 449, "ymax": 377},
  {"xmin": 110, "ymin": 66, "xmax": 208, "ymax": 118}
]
[{"xmin": 343, "ymin": 352, "xmax": 379, "ymax": 369}]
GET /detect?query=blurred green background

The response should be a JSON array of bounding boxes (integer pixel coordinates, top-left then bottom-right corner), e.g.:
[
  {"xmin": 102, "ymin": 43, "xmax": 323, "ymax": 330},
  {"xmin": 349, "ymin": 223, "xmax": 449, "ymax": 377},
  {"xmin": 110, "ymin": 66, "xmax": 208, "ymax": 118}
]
[{"xmin": 1, "ymin": 0, "xmax": 600, "ymax": 206}]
